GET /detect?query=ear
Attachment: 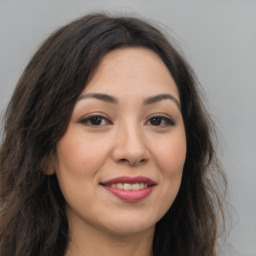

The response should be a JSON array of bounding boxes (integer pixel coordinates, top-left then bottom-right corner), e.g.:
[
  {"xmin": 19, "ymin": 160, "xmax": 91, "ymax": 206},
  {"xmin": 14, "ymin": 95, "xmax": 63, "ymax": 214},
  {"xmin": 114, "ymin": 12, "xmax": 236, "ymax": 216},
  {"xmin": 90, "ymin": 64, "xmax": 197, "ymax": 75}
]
[{"xmin": 41, "ymin": 153, "xmax": 56, "ymax": 175}]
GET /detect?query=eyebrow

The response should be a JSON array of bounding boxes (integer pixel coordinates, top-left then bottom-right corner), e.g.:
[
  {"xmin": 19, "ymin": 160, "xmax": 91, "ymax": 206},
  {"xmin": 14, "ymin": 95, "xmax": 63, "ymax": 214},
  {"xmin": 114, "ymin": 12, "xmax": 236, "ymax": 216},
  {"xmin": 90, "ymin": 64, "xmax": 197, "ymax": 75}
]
[
  {"xmin": 77, "ymin": 93, "xmax": 180, "ymax": 110},
  {"xmin": 77, "ymin": 93, "xmax": 118, "ymax": 104},
  {"xmin": 143, "ymin": 94, "xmax": 180, "ymax": 109}
]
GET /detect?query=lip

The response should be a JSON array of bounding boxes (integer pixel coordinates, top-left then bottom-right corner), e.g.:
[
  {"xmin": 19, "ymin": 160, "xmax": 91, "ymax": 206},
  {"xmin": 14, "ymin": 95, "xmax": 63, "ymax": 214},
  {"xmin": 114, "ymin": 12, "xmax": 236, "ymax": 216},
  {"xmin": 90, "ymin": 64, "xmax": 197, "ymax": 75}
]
[
  {"xmin": 100, "ymin": 176, "xmax": 156, "ymax": 202},
  {"xmin": 100, "ymin": 176, "xmax": 156, "ymax": 186}
]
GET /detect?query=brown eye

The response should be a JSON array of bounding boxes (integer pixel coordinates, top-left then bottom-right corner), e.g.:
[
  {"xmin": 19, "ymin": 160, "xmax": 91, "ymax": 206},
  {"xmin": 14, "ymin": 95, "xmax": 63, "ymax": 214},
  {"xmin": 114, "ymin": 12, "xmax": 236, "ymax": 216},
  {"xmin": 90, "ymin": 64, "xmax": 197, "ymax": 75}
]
[
  {"xmin": 89, "ymin": 116, "xmax": 103, "ymax": 125},
  {"xmin": 147, "ymin": 116, "xmax": 176, "ymax": 127},
  {"xmin": 150, "ymin": 117, "xmax": 162, "ymax": 126},
  {"xmin": 80, "ymin": 115, "xmax": 112, "ymax": 126}
]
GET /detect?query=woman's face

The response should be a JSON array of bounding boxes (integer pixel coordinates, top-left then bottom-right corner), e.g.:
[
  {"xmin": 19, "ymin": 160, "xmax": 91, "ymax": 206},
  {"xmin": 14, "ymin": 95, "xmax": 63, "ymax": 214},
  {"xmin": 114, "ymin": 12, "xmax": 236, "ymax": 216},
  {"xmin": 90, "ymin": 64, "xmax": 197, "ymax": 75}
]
[{"xmin": 54, "ymin": 47, "xmax": 186, "ymax": 237}]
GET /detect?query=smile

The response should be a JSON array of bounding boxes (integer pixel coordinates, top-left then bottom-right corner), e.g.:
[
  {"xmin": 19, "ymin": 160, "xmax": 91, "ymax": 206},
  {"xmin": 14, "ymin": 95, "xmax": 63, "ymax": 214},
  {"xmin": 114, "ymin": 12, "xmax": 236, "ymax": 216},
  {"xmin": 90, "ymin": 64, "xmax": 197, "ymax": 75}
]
[
  {"xmin": 105, "ymin": 183, "xmax": 148, "ymax": 190},
  {"xmin": 100, "ymin": 176, "xmax": 156, "ymax": 201}
]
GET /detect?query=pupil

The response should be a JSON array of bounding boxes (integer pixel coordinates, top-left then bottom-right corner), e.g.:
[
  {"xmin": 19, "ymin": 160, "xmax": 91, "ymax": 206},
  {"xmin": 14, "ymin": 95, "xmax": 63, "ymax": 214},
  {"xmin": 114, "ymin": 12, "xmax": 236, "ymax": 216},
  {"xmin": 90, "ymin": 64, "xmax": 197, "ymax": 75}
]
[
  {"xmin": 91, "ymin": 117, "xmax": 102, "ymax": 125},
  {"xmin": 151, "ymin": 117, "xmax": 161, "ymax": 126}
]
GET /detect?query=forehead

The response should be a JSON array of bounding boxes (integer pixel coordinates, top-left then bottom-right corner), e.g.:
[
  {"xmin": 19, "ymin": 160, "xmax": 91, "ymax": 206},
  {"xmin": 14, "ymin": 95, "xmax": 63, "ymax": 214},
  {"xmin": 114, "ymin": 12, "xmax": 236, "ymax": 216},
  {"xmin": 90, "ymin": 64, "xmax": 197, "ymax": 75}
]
[{"xmin": 83, "ymin": 47, "xmax": 180, "ymax": 101}]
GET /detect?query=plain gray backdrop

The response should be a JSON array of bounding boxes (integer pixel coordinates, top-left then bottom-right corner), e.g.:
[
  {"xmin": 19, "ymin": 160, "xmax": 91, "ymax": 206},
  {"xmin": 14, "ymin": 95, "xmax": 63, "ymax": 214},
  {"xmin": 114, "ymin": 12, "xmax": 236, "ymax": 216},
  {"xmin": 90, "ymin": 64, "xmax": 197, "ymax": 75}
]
[{"xmin": 0, "ymin": 1, "xmax": 255, "ymax": 255}]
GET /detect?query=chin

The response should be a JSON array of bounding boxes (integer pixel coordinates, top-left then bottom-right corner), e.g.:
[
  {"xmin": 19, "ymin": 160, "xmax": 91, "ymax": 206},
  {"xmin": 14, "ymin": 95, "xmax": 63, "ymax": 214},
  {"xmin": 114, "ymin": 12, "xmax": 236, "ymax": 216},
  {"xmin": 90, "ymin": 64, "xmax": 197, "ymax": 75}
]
[{"xmin": 99, "ymin": 213, "xmax": 157, "ymax": 236}]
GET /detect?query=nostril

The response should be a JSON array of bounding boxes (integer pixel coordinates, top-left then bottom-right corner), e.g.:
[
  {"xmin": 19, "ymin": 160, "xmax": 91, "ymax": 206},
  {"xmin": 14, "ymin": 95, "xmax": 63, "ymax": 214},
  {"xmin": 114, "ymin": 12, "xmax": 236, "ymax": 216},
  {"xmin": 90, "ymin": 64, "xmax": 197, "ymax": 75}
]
[
  {"xmin": 119, "ymin": 158, "xmax": 136, "ymax": 166},
  {"xmin": 118, "ymin": 158, "xmax": 147, "ymax": 166}
]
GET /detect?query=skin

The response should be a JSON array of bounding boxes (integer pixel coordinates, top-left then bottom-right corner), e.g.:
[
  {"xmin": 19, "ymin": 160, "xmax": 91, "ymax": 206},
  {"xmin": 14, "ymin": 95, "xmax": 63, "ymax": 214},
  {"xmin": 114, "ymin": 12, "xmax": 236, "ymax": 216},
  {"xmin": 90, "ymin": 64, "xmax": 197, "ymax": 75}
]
[{"xmin": 53, "ymin": 47, "xmax": 187, "ymax": 256}]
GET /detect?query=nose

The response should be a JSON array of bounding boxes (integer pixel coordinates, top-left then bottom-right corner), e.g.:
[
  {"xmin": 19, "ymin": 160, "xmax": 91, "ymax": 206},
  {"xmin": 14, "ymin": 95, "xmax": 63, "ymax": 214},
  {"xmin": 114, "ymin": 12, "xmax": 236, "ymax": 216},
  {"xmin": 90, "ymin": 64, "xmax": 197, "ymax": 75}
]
[{"xmin": 111, "ymin": 123, "xmax": 149, "ymax": 166}]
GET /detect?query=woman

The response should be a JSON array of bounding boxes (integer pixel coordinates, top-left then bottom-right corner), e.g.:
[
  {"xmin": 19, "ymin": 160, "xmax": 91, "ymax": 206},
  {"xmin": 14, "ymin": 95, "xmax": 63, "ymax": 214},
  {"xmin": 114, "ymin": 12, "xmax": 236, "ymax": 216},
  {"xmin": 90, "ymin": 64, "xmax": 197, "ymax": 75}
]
[{"xmin": 0, "ymin": 13, "xmax": 226, "ymax": 256}]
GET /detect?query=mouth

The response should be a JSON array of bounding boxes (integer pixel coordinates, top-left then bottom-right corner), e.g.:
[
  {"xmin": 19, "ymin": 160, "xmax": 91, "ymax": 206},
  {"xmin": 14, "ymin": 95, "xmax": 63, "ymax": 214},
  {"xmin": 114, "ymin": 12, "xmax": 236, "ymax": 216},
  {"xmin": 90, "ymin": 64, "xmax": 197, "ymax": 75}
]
[
  {"xmin": 100, "ymin": 176, "xmax": 156, "ymax": 202},
  {"xmin": 103, "ymin": 182, "xmax": 149, "ymax": 191}
]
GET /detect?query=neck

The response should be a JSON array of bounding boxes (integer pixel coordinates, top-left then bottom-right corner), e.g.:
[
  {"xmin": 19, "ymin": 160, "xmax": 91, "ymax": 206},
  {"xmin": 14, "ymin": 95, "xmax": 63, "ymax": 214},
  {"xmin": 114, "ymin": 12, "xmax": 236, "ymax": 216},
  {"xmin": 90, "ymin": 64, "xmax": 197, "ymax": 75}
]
[{"xmin": 65, "ymin": 219, "xmax": 154, "ymax": 256}]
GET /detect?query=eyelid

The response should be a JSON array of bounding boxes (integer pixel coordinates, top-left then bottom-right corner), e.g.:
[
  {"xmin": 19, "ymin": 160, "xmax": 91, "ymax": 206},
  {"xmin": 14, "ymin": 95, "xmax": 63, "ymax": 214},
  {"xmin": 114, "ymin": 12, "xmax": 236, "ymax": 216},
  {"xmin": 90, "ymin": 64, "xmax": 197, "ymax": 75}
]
[
  {"xmin": 79, "ymin": 113, "xmax": 112, "ymax": 126},
  {"xmin": 78, "ymin": 112, "xmax": 176, "ymax": 128},
  {"xmin": 145, "ymin": 113, "xmax": 176, "ymax": 127}
]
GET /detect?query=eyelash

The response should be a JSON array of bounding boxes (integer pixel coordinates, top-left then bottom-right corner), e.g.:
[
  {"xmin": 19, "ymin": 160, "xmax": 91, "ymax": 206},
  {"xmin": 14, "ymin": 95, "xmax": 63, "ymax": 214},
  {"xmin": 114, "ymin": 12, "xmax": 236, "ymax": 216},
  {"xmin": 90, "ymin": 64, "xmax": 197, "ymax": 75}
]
[
  {"xmin": 145, "ymin": 115, "xmax": 176, "ymax": 127},
  {"xmin": 79, "ymin": 114, "xmax": 176, "ymax": 128},
  {"xmin": 79, "ymin": 115, "xmax": 112, "ymax": 127}
]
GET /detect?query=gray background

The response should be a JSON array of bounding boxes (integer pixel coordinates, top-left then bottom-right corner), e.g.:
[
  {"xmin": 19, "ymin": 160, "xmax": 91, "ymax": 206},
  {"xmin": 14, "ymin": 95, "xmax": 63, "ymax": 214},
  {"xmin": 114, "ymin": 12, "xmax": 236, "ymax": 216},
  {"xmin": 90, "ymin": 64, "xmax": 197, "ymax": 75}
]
[{"xmin": 0, "ymin": 0, "xmax": 255, "ymax": 255}]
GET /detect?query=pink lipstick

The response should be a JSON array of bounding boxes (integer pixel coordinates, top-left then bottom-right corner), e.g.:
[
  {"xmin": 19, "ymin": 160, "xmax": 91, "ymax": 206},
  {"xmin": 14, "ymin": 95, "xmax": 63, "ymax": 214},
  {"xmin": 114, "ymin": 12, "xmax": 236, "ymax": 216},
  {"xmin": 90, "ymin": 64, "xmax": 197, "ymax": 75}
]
[{"xmin": 100, "ymin": 176, "xmax": 156, "ymax": 202}]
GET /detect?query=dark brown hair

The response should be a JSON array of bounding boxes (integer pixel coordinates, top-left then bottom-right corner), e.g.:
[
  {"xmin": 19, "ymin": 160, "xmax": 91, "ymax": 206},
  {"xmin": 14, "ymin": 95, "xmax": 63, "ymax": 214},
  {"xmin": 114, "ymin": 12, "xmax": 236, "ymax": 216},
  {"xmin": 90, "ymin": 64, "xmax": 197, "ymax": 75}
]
[{"xmin": 0, "ymin": 13, "xmax": 226, "ymax": 256}]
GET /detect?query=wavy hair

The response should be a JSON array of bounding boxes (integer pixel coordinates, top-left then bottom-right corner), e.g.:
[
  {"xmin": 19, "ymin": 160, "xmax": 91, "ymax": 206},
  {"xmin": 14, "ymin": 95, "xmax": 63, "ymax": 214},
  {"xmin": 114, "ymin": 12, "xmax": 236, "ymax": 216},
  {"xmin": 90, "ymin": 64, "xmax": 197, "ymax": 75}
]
[{"xmin": 0, "ymin": 13, "xmax": 226, "ymax": 256}]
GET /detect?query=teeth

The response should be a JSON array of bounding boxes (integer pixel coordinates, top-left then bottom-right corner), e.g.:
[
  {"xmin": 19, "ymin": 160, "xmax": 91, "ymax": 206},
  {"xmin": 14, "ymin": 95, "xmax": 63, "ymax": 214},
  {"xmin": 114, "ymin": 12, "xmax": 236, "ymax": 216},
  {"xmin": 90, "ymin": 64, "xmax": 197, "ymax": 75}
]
[
  {"xmin": 110, "ymin": 183, "xmax": 148, "ymax": 190},
  {"xmin": 116, "ymin": 183, "xmax": 123, "ymax": 189},
  {"xmin": 131, "ymin": 183, "xmax": 140, "ymax": 190},
  {"xmin": 123, "ymin": 183, "xmax": 132, "ymax": 190},
  {"xmin": 139, "ymin": 182, "xmax": 146, "ymax": 189}
]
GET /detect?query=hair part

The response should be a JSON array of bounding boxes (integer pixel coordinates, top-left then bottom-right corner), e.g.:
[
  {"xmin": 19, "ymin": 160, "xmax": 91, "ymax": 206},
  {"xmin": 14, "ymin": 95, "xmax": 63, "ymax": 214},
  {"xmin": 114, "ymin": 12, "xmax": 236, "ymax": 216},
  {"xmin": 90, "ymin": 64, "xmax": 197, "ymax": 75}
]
[{"xmin": 0, "ymin": 13, "xmax": 227, "ymax": 256}]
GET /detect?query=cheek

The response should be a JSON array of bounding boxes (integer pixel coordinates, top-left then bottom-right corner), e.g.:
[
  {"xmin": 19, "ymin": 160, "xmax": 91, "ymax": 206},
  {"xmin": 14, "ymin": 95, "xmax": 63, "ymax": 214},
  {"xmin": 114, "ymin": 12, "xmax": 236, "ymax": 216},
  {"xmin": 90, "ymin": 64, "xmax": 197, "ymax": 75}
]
[
  {"xmin": 154, "ymin": 132, "xmax": 187, "ymax": 176},
  {"xmin": 153, "ymin": 133, "xmax": 186, "ymax": 210},
  {"xmin": 54, "ymin": 132, "xmax": 109, "ymax": 213},
  {"xmin": 55, "ymin": 130, "xmax": 110, "ymax": 178}
]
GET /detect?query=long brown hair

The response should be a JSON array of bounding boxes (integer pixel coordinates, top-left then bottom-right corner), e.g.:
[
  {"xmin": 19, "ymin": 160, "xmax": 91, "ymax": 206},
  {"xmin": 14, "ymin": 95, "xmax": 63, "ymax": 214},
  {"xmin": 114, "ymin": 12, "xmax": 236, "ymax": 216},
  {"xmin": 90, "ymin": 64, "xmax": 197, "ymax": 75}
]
[{"xmin": 0, "ymin": 13, "xmax": 226, "ymax": 256}]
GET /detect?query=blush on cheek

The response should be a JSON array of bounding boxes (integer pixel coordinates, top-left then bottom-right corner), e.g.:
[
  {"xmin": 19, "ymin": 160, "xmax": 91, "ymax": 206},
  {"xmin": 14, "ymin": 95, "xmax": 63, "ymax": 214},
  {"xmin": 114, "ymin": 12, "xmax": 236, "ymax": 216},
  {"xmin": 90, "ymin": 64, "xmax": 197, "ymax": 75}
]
[{"xmin": 158, "ymin": 148, "xmax": 186, "ymax": 175}]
